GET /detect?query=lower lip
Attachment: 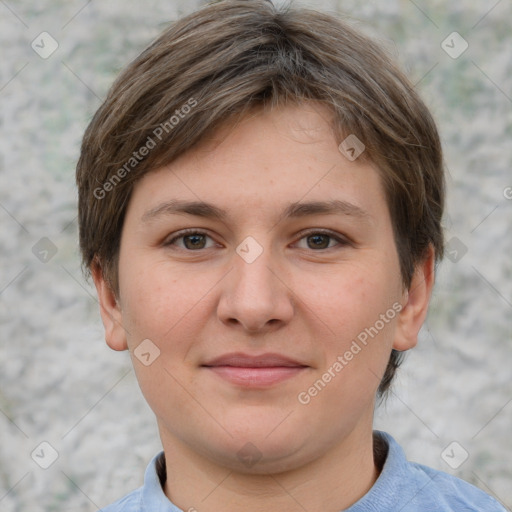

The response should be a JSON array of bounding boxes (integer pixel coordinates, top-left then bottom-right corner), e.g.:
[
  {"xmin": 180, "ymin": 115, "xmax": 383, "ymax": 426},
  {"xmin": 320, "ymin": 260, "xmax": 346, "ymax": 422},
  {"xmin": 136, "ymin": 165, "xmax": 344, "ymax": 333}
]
[{"xmin": 203, "ymin": 366, "xmax": 307, "ymax": 387}]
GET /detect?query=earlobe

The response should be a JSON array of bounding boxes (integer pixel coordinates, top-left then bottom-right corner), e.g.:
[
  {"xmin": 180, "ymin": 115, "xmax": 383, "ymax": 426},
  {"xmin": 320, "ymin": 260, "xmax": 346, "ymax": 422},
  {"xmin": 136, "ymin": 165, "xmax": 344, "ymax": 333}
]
[
  {"xmin": 91, "ymin": 261, "xmax": 128, "ymax": 351},
  {"xmin": 393, "ymin": 245, "xmax": 436, "ymax": 352}
]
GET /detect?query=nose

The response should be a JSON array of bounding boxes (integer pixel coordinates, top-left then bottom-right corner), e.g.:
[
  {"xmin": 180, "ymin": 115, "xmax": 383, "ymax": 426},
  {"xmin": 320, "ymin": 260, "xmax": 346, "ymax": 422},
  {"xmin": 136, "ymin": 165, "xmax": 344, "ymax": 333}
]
[{"xmin": 216, "ymin": 241, "xmax": 294, "ymax": 334}]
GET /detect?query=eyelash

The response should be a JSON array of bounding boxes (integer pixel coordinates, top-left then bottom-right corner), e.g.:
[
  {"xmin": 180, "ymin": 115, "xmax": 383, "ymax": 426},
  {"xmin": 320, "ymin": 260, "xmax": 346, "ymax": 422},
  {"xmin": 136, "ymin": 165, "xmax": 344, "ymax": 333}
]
[{"xmin": 163, "ymin": 228, "xmax": 350, "ymax": 251}]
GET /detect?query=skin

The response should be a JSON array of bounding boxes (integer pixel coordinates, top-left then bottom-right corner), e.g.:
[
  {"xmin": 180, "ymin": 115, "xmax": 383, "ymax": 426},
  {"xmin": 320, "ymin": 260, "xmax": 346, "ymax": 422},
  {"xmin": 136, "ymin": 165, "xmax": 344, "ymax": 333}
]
[{"xmin": 93, "ymin": 102, "xmax": 434, "ymax": 512}]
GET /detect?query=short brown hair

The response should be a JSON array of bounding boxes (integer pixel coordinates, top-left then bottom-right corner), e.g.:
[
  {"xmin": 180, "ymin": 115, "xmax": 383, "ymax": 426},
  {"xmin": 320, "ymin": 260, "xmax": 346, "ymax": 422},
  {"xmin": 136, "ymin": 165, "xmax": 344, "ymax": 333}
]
[{"xmin": 76, "ymin": 0, "xmax": 445, "ymax": 398}]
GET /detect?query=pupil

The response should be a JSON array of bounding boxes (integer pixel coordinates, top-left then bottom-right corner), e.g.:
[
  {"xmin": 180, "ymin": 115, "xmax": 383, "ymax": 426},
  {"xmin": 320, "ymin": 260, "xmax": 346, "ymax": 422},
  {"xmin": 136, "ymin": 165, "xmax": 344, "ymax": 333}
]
[
  {"xmin": 185, "ymin": 234, "xmax": 204, "ymax": 249},
  {"xmin": 309, "ymin": 234, "xmax": 328, "ymax": 249}
]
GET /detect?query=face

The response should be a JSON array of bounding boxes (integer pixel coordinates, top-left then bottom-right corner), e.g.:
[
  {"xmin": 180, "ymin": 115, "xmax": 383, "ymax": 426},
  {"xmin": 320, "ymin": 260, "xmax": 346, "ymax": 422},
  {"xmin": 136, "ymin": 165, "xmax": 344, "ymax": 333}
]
[{"xmin": 94, "ymin": 102, "xmax": 433, "ymax": 475}]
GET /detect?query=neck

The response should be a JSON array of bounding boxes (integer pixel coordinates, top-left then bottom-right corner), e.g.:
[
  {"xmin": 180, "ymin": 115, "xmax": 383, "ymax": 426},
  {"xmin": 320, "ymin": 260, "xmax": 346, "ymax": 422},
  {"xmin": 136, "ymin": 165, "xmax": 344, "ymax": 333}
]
[{"xmin": 160, "ymin": 425, "xmax": 381, "ymax": 512}]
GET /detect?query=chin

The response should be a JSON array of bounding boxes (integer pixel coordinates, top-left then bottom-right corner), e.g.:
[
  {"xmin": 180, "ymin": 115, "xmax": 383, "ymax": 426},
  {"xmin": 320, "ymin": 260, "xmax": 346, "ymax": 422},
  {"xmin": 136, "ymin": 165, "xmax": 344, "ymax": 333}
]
[
  {"xmin": 198, "ymin": 422, "xmax": 312, "ymax": 473},
  {"xmin": 209, "ymin": 439, "xmax": 310, "ymax": 476}
]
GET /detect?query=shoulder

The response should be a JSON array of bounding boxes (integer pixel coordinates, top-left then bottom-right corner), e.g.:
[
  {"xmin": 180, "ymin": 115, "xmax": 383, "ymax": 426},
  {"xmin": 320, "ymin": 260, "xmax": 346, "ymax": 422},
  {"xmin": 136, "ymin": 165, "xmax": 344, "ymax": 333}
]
[
  {"xmin": 98, "ymin": 487, "xmax": 143, "ymax": 512},
  {"xmin": 407, "ymin": 459, "xmax": 506, "ymax": 511},
  {"xmin": 359, "ymin": 431, "xmax": 507, "ymax": 512}
]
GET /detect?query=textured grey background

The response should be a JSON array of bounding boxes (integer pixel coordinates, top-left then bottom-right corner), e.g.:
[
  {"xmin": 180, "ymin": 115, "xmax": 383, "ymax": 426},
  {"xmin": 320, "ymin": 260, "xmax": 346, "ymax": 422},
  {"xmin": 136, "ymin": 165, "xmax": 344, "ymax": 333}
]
[{"xmin": 0, "ymin": 0, "xmax": 511, "ymax": 510}]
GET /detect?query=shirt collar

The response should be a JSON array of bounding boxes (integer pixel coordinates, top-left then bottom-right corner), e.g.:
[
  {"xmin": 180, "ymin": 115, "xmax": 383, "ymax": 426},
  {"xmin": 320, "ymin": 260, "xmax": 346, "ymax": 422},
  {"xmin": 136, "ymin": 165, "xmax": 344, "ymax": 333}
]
[
  {"xmin": 346, "ymin": 430, "xmax": 425, "ymax": 511},
  {"xmin": 141, "ymin": 451, "xmax": 181, "ymax": 511}
]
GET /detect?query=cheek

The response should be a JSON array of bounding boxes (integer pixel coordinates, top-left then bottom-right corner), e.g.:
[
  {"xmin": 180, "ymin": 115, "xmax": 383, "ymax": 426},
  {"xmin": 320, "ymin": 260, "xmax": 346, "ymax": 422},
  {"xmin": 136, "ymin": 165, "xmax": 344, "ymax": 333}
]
[
  {"xmin": 119, "ymin": 263, "xmax": 212, "ymax": 419},
  {"xmin": 299, "ymin": 262, "xmax": 400, "ymax": 387},
  {"xmin": 119, "ymin": 258, "xmax": 215, "ymax": 344},
  {"xmin": 301, "ymin": 265, "xmax": 392, "ymax": 335},
  {"xmin": 297, "ymin": 272, "xmax": 398, "ymax": 420}
]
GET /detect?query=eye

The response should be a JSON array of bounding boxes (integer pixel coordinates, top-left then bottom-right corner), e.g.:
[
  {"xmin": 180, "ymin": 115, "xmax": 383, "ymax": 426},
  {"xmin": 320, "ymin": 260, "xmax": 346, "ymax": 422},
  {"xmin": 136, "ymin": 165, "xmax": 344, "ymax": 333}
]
[
  {"xmin": 294, "ymin": 230, "xmax": 349, "ymax": 250},
  {"xmin": 164, "ymin": 229, "xmax": 216, "ymax": 250},
  {"xmin": 164, "ymin": 228, "xmax": 350, "ymax": 252}
]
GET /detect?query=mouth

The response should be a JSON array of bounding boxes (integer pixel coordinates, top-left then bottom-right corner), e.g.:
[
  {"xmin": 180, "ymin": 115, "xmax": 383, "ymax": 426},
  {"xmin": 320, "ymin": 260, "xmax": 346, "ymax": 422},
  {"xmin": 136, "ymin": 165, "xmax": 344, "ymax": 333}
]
[{"xmin": 201, "ymin": 352, "xmax": 309, "ymax": 387}]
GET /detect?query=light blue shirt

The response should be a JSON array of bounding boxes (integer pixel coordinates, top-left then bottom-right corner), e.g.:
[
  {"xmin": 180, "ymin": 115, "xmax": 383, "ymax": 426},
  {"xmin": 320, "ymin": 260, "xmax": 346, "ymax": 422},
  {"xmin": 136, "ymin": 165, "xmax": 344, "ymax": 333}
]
[{"xmin": 99, "ymin": 431, "xmax": 507, "ymax": 511}]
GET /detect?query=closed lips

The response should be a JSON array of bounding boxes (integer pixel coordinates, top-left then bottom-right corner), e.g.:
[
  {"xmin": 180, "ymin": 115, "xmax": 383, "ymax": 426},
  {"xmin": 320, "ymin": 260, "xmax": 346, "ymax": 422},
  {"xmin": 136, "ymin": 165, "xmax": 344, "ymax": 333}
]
[{"xmin": 202, "ymin": 353, "xmax": 308, "ymax": 368}]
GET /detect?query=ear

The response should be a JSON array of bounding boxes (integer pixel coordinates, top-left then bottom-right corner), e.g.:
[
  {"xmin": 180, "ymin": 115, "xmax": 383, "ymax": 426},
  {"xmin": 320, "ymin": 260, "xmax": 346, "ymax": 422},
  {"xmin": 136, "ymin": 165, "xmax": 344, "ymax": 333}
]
[
  {"xmin": 393, "ymin": 245, "xmax": 435, "ymax": 352},
  {"xmin": 91, "ymin": 260, "xmax": 128, "ymax": 351}
]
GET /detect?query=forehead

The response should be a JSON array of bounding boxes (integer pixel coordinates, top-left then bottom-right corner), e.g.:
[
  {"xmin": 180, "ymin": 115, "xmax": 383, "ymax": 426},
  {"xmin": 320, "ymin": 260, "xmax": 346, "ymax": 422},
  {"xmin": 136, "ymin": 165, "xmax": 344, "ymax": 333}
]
[
  {"xmin": 128, "ymin": 102, "xmax": 387, "ymax": 225},
  {"xmin": 189, "ymin": 101, "xmax": 339, "ymax": 163}
]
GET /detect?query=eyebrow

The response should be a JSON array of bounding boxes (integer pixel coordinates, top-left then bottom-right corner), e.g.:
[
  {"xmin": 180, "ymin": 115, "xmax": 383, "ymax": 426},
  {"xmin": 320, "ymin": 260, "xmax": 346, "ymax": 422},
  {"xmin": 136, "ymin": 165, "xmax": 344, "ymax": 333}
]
[{"xmin": 141, "ymin": 199, "xmax": 370, "ymax": 224}]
